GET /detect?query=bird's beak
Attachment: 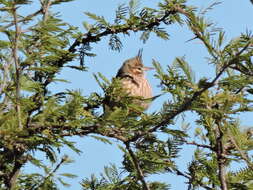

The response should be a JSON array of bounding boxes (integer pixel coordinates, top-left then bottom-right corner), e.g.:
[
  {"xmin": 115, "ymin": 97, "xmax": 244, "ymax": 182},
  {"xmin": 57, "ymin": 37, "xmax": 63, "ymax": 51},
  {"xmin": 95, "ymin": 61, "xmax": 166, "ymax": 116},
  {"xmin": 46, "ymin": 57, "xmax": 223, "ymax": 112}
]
[{"xmin": 142, "ymin": 66, "xmax": 154, "ymax": 71}]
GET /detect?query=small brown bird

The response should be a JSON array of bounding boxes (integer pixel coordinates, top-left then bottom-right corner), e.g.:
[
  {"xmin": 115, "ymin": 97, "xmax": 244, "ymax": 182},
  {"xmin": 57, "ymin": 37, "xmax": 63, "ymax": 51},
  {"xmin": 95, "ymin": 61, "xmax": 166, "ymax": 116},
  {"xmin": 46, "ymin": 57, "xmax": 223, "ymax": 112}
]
[{"xmin": 115, "ymin": 50, "xmax": 153, "ymax": 110}]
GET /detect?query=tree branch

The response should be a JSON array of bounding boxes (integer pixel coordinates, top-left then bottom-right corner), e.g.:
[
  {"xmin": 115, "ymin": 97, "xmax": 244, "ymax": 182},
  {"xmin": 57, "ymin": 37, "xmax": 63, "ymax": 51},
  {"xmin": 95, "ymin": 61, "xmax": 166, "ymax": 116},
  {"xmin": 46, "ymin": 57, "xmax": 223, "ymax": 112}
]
[
  {"xmin": 173, "ymin": 168, "xmax": 213, "ymax": 190},
  {"xmin": 227, "ymin": 129, "xmax": 253, "ymax": 171},
  {"xmin": 29, "ymin": 156, "xmax": 67, "ymax": 190},
  {"xmin": 126, "ymin": 29, "xmax": 252, "ymax": 143},
  {"xmin": 26, "ymin": 9, "xmax": 179, "ymax": 126},
  {"xmin": 27, "ymin": 123, "xmax": 128, "ymax": 142},
  {"xmin": 11, "ymin": 5, "xmax": 22, "ymax": 129},
  {"xmin": 183, "ymin": 140, "xmax": 214, "ymax": 150},
  {"xmin": 1, "ymin": 8, "xmax": 43, "ymax": 29},
  {"xmin": 68, "ymin": 10, "xmax": 175, "ymax": 53},
  {"xmin": 124, "ymin": 142, "xmax": 150, "ymax": 190},
  {"xmin": 41, "ymin": 0, "xmax": 52, "ymax": 21},
  {"xmin": 215, "ymin": 120, "xmax": 228, "ymax": 190}
]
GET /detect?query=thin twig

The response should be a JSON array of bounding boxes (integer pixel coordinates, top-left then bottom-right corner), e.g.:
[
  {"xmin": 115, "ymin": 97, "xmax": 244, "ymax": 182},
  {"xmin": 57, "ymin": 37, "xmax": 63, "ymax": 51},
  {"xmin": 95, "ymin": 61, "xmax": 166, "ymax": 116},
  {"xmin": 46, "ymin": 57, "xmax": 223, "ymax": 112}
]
[
  {"xmin": 184, "ymin": 140, "xmax": 214, "ymax": 150},
  {"xmin": 0, "ymin": 63, "xmax": 10, "ymax": 95},
  {"xmin": 227, "ymin": 129, "xmax": 253, "ymax": 171},
  {"xmin": 29, "ymin": 156, "xmax": 67, "ymax": 190},
  {"xmin": 173, "ymin": 168, "xmax": 213, "ymax": 190},
  {"xmin": 124, "ymin": 142, "xmax": 150, "ymax": 190},
  {"xmin": 1, "ymin": 8, "xmax": 43, "ymax": 29}
]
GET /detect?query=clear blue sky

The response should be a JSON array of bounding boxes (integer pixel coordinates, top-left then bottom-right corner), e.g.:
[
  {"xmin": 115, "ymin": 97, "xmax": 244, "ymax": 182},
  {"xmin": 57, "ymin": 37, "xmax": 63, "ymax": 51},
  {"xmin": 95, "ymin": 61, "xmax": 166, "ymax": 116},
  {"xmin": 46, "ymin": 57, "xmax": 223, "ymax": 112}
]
[{"xmin": 23, "ymin": 0, "xmax": 253, "ymax": 189}]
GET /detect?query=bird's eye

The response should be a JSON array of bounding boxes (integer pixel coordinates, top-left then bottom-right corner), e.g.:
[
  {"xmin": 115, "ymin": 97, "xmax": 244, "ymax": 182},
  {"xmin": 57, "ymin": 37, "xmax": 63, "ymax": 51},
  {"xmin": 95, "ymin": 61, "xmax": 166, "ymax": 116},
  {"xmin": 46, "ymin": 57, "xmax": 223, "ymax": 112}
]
[{"xmin": 137, "ymin": 67, "xmax": 142, "ymax": 71}]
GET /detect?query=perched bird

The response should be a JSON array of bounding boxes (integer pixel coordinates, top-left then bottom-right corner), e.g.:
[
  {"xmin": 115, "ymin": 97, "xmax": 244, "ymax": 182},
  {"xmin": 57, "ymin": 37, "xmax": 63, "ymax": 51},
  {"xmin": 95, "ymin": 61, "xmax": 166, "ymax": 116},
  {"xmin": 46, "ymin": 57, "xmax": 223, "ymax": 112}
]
[
  {"xmin": 103, "ymin": 50, "xmax": 153, "ymax": 114},
  {"xmin": 115, "ymin": 50, "xmax": 153, "ymax": 110}
]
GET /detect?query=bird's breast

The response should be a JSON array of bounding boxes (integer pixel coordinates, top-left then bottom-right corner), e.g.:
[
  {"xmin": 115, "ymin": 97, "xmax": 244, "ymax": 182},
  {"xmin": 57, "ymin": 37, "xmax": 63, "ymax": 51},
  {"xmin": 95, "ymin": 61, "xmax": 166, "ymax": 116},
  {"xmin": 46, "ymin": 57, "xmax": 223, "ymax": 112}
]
[{"xmin": 121, "ymin": 76, "xmax": 152, "ymax": 99}]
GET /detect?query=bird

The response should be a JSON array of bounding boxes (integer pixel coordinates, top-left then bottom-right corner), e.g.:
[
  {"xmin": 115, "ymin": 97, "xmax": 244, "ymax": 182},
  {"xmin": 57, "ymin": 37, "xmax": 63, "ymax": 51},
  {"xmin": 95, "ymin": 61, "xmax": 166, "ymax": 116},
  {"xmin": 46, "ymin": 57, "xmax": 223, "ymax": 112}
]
[
  {"xmin": 115, "ymin": 50, "xmax": 153, "ymax": 110},
  {"xmin": 103, "ymin": 50, "xmax": 153, "ymax": 116}
]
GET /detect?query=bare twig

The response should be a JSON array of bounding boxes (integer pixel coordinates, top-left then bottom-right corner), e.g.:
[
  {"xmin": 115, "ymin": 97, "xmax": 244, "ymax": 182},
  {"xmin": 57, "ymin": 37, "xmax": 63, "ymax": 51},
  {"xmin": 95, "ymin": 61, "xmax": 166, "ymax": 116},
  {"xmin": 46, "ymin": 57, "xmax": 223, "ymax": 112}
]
[
  {"xmin": 184, "ymin": 140, "xmax": 214, "ymax": 150},
  {"xmin": 173, "ymin": 168, "xmax": 213, "ymax": 190}
]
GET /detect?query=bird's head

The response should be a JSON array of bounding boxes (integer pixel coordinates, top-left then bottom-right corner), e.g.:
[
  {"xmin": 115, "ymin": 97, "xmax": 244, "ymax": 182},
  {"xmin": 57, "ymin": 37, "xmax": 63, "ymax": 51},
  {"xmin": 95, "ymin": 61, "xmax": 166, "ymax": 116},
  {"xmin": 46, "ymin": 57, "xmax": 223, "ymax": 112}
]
[{"xmin": 117, "ymin": 50, "xmax": 153, "ymax": 77}]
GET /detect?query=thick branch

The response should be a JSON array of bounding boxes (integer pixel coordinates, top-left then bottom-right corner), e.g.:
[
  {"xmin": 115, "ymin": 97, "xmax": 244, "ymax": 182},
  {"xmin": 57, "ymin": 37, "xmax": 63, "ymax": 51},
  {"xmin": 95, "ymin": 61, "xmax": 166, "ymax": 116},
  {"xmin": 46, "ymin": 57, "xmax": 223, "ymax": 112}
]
[{"xmin": 4, "ymin": 153, "xmax": 27, "ymax": 190}]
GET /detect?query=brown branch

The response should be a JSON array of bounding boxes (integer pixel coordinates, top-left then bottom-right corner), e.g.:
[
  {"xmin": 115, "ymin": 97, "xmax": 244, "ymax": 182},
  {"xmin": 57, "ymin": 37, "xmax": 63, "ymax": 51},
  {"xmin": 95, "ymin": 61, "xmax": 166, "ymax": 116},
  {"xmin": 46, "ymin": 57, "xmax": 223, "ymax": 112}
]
[
  {"xmin": 68, "ymin": 10, "xmax": 175, "ymax": 54},
  {"xmin": 229, "ymin": 65, "xmax": 253, "ymax": 76},
  {"xmin": 41, "ymin": 0, "xmax": 52, "ymax": 21},
  {"xmin": 124, "ymin": 142, "xmax": 150, "ymax": 190},
  {"xmin": 8, "ymin": 159, "xmax": 22, "ymax": 189},
  {"xmin": 30, "ymin": 156, "xmax": 66, "ymax": 190},
  {"xmin": 28, "ymin": 123, "xmax": 128, "ymax": 142},
  {"xmin": 215, "ymin": 120, "xmax": 228, "ymax": 190},
  {"xmin": 126, "ymin": 22, "xmax": 252, "ymax": 144},
  {"xmin": 4, "ymin": 153, "xmax": 27, "ymax": 190},
  {"xmin": 27, "ymin": 10, "xmax": 178, "ymax": 124},
  {"xmin": 11, "ymin": 6, "xmax": 22, "ymax": 129},
  {"xmin": 184, "ymin": 140, "xmax": 214, "ymax": 150},
  {"xmin": 173, "ymin": 168, "xmax": 213, "ymax": 190}
]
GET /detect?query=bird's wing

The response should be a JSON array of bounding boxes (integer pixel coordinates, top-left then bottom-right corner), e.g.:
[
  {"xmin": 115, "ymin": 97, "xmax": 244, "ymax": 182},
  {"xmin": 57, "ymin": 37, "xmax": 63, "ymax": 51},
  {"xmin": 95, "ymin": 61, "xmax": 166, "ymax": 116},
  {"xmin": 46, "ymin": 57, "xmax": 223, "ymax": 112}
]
[{"xmin": 117, "ymin": 74, "xmax": 139, "ymax": 87}]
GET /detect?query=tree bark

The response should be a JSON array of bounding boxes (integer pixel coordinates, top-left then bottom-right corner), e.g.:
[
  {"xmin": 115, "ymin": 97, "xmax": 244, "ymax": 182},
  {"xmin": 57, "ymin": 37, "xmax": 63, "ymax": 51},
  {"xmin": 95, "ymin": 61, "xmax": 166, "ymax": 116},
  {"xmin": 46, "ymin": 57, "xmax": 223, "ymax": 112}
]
[{"xmin": 216, "ymin": 122, "xmax": 228, "ymax": 190}]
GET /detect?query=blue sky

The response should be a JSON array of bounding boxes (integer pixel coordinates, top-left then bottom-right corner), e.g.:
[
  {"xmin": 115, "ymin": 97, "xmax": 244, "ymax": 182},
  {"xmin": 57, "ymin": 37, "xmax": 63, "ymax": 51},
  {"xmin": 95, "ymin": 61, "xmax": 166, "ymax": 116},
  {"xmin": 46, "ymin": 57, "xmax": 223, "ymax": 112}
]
[{"xmin": 22, "ymin": 0, "xmax": 253, "ymax": 189}]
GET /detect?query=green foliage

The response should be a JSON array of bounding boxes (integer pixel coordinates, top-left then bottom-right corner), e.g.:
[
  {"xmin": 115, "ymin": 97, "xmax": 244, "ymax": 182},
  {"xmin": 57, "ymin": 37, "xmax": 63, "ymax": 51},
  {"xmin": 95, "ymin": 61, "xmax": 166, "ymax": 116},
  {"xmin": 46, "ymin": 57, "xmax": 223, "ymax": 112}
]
[
  {"xmin": 228, "ymin": 167, "xmax": 253, "ymax": 189},
  {"xmin": 81, "ymin": 164, "xmax": 170, "ymax": 190},
  {"xmin": 17, "ymin": 155, "xmax": 76, "ymax": 190},
  {"xmin": 0, "ymin": 0, "xmax": 253, "ymax": 190}
]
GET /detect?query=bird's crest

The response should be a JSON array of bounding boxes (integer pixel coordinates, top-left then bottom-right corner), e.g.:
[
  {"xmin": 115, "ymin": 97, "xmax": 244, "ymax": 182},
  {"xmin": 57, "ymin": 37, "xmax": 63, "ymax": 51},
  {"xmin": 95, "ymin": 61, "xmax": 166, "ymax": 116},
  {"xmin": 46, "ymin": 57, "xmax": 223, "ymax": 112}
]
[
  {"xmin": 136, "ymin": 49, "xmax": 143, "ymax": 64},
  {"xmin": 133, "ymin": 49, "xmax": 143, "ymax": 67},
  {"xmin": 137, "ymin": 49, "xmax": 143, "ymax": 60}
]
